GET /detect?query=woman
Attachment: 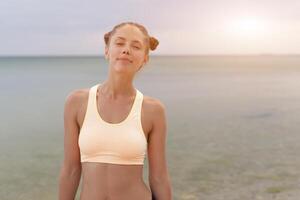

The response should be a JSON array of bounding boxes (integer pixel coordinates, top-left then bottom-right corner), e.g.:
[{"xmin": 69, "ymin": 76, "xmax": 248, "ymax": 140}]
[{"xmin": 58, "ymin": 21, "xmax": 172, "ymax": 200}]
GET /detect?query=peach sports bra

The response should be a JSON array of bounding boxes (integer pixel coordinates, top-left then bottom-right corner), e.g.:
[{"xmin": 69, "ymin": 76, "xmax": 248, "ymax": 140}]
[{"xmin": 78, "ymin": 83, "xmax": 148, "ymax": 165}]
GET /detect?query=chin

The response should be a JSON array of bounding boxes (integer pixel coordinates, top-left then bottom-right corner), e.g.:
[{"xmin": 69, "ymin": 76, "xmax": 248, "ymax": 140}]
[{"xmin": 112, "ymin": 64, "xmax": 131, "ymax": 73}]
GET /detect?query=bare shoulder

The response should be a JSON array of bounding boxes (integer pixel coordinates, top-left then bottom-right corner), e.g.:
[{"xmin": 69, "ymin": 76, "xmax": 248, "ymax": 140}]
[
  {"xmin": 65, "ymin": 88, "xmax": 89, "ymax": 108},
  {"xmin": 142, "ymin": 95, "xmax": 167, "ymax": 132},
  {"xmin": 64, "ymin": 88, "xmax": 90, "ymax": 123},
  {"xmin": 143, "ymin": 95, "xmax": 166, "ymax": 114}
]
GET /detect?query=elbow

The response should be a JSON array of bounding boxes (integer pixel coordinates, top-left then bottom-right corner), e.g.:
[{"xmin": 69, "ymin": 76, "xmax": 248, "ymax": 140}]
[
  {"xmin": 58, "ymin": 164, "xmax": 82, "ymax": 200},
  {"xmin": 149, "ymin": 174, "xmax": 171, "ymax": 185},
  {"xmin": 60, "ymin": 163, "xmax": 82, "ymax": 178},
  {"xmin": 149, "ymin": 175, "xmax": 173, "ymax": 200},
  {"xmin": 69, "ymin": 166, "xmax": 82, "ymax": 178},
  {"xmin": 149, "ymin": 176, "xmax": 172, "ymax": 189}
]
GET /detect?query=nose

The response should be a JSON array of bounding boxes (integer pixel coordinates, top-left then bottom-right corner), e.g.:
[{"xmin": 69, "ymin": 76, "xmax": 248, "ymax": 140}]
[
  {"xmin": 122, "ymin": 44, "xmax": 130, "ymax": 55},
  {"xmin": 122, "ymin": 50, "xmax": 129, "ymax": 55},
  {"xmin": 122, "ymin": 49, "xmax": 129, "ymax": 55}
]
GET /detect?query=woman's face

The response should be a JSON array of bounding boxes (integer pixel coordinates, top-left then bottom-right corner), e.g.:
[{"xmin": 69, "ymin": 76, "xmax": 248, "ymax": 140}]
[{"xmin": 105, "ymin": 24, "xmax": 149, "ymax": 75}]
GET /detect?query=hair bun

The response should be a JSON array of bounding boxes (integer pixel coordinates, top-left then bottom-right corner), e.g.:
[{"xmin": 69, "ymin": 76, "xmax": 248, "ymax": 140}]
[{"xmin": 149, "ymin": 36, "xmax": 159, "ymax": 51}]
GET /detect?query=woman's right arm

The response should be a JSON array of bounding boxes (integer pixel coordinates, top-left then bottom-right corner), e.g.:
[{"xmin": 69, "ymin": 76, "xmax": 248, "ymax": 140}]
[{"xmin": 58, "ymin": 91, "xmax": 82, "ymax": 200}]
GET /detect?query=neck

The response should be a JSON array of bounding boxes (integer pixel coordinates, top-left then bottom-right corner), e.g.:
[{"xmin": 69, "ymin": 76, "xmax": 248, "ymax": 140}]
[{"xmin": 101, "ymin": 71, "xmax": 136, "ymax": 100}]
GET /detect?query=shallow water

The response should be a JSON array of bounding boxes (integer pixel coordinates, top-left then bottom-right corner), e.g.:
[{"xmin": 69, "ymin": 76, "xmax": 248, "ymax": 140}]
[{"xmin": 1, "ymin": 55, "xmax": 300, "ymax": 200}]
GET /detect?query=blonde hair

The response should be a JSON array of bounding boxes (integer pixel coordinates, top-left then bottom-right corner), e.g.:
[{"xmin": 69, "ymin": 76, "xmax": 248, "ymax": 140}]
[{"xmin": 104, "ymin": 21, "xmax": 159, "ymax": 56}]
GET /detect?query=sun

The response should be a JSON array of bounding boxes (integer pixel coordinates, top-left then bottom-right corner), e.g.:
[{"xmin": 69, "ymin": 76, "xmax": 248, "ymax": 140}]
[
  {"xmin": 236, "ymin": 19, "xmax": 260, "ymax": 32},
  {"xmin": 226, "ymin": 18, "xmax": 267, "ymax": 39}
]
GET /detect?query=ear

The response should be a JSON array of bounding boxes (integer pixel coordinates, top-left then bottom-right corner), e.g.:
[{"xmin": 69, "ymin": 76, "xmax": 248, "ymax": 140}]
[
  {"xmin": 143, "ymin": 54, "xmax": 149, "ymax": 65},
  {"xmin": 104, "ymin": 45, "xmax": 109, "ymax": 60}
]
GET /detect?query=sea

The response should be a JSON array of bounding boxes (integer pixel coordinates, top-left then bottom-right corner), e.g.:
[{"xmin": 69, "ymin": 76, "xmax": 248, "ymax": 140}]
[{"xmin": 1, "ymin": 55, "xmax": 300, "ymax": 200}]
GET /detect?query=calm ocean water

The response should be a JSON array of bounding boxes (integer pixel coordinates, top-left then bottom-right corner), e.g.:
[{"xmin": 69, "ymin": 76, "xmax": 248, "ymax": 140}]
[{"xmin": 1, "ymin": 55, "xmax": 300, "ymax": 200}]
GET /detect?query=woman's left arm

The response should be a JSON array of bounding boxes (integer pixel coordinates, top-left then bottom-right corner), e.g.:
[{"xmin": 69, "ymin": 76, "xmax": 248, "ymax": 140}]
[{"xmin": 147, "ymin": 99, "xmax": 172, "ymax": 200}]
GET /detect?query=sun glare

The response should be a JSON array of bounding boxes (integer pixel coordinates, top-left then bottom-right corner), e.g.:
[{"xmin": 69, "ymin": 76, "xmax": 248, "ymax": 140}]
[{"xmin": 227, "ymin": 18, "xmax": 267, "ymax": 39}]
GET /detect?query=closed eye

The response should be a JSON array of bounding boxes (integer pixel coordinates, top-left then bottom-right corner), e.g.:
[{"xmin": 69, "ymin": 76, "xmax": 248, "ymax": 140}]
[{"xmin": 116, "ymin": 42, "xmax": 140, "ymax": 49}]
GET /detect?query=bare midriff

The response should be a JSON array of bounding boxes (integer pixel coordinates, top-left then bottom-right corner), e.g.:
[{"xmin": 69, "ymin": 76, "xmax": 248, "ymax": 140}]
[{"xmin": 80, "ymin": 162, "xmax": 152, "ymax": 200}]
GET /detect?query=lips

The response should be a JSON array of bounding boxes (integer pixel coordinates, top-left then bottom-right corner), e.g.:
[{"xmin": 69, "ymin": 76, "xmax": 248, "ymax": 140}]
[{"xmin": 117, "ymin": 58, "xmax": 133, "ymax": 63}]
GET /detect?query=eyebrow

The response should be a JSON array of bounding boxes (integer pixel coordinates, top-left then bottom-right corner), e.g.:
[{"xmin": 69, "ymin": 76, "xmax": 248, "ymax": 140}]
[{"xmin": 115, "ymin": 36, "xmax": 142, "ymax": 44}]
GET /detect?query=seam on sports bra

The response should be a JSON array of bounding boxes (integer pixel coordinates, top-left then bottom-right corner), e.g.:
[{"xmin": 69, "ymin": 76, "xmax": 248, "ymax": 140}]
[
  {"xmin": 137, "ymin": 93, "xmax": 148, "ymax": 145},
  {"xmin": 79, "ymin": 86, "xmax": 92, "ymax": 132}
]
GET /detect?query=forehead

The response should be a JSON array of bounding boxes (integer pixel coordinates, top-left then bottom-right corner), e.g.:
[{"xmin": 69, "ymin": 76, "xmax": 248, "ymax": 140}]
[{"xmin": 112, "ymin": 25, "xmax": 145, "ymax": 44}]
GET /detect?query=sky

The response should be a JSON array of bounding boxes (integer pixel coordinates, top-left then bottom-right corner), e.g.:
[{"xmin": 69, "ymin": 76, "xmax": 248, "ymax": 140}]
[{"xmin": 0, "ymin": 0, "xmax": 300, "ymax": 56}]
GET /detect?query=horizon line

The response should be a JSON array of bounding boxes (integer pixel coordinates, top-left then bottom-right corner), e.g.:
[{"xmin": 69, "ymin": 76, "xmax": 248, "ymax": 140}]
[{"xmin": 1, "ymin": 53, "xmax": 300, "ymax": 58}]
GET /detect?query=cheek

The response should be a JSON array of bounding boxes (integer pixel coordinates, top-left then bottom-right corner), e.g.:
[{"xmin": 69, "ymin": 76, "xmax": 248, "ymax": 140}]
[
  {"xmin": 134, "ymin": 51, "xmax": 146, "ymax": 61},
  {"xmin": 110, "ymin": 47, "xmax": 121, "ymax": 55}
]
